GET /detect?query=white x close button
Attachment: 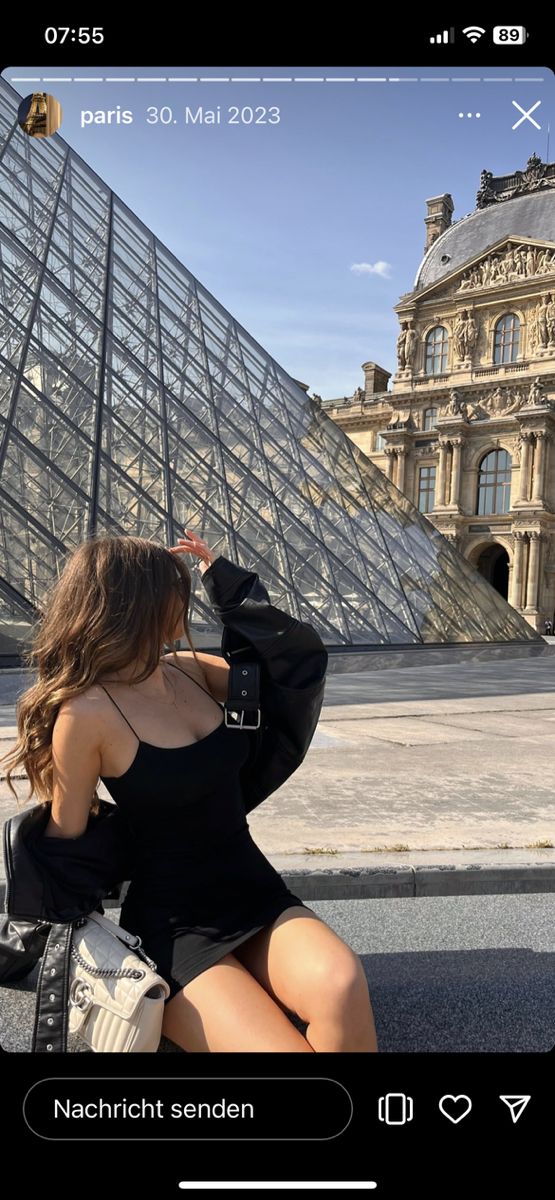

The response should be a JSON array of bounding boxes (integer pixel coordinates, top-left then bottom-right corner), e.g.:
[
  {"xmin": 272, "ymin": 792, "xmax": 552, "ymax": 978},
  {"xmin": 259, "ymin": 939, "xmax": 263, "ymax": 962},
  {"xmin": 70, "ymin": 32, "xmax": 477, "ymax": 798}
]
[{"xmin": 511, "ymin": 100, "xmax": 542, "ymax": 130}]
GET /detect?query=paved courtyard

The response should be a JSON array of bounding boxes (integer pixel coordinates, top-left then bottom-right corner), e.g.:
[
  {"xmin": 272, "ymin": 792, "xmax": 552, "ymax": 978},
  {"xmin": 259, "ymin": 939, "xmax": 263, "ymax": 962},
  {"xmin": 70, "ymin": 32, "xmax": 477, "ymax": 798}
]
[{"xmin": 1, "ymin": 654, "xmax": 554, "ymax": 871}]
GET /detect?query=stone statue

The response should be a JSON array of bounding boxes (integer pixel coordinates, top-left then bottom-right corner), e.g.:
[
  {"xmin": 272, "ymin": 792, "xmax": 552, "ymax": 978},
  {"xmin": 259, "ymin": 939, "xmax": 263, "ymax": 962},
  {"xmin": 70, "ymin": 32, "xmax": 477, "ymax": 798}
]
[
  {"xmin": 536, "ymin": 296, "xmax": 549, "ymax": 348},
  {"xmin": 396, "ymin": 323, "xmax": 407, "ymax": 369},
  {"xmin": 546, "ymin": 294, "xmax": 555, "ymax": 345},
  {"xmin": 527, "ymin": 376, "xmax": 545, "ymax": 407},
  {"xmin": 476, "ymin": 169, "xmax": 498, "ymax": 209},
  {"xmin": 454, "ymin": 313, "xmax": 467, "ymax": 358},
  {"xmin": 528, "ymin": 306, "xmax": 539, "ymax": 352},
  {"xmin": 453, "ymin": 310, "xmax": 477, "ymax": 359},
  {"xmin": 465, "ymin": 312, "xmax": 478, "ymax": 355},
  {"xmin": 447, "ymin": 388, "xmax": 468, "ymax": 418},
  {"xmin": 404, "ymin": 324, "xmax": 417, "ymax": 366}
]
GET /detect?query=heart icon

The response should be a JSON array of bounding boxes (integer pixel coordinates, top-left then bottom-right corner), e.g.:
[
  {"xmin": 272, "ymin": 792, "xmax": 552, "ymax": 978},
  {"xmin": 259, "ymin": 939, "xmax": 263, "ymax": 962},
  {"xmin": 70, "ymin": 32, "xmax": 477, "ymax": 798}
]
[{"xmin": 439, "ymin": 1095, "xmax": 472, "ymax": 1124}]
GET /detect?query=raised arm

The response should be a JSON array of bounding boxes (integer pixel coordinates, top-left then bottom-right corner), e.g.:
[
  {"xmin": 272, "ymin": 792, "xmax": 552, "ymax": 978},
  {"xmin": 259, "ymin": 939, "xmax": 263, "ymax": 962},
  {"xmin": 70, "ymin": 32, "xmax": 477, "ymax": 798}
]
[{"xmin": 44, "ymin": 697, "xmax": 103, "ymax": 839}]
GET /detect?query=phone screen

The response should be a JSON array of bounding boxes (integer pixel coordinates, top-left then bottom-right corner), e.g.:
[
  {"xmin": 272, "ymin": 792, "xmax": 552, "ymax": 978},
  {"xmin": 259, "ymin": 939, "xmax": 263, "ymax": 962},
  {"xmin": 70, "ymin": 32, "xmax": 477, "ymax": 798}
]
[{"xmin": 0, "ymin": 20, "xmax": 553, "ymax": 1198}]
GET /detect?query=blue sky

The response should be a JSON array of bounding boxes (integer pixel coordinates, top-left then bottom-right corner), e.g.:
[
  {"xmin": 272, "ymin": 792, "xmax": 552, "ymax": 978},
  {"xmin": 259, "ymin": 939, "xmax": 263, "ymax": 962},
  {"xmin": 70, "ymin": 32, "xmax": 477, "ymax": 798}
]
[{"xmin": 4, "ymin": 64, "xmax": 555, "ymax": 397}]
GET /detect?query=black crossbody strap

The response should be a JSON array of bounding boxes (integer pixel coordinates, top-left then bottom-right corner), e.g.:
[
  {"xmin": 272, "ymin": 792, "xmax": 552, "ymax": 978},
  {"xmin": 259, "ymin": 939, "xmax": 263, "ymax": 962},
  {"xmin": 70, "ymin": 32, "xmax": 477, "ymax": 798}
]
[
  {"xmin": 31, "ymin": 921, "xmax": 72, "ymax": 1053},
  {"xmin": 224, "ymin": 661, "xmax": 261, "ymax": 730}
]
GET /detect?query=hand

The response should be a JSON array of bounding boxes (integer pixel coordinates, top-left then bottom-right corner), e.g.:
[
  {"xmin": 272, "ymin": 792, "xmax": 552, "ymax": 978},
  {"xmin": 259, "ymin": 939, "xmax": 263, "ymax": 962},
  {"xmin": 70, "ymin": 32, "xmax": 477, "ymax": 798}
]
[{"xmin": 168, "ymin": 528, "xmax": 216, "ymax": 574}]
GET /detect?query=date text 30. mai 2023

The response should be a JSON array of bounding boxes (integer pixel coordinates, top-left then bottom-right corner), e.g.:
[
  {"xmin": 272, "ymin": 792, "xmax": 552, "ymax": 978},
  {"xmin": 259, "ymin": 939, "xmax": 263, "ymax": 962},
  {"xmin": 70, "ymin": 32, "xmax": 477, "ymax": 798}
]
[{"xmin": 80, "ymin": 106, "xmax": 282, "ymax": 128}]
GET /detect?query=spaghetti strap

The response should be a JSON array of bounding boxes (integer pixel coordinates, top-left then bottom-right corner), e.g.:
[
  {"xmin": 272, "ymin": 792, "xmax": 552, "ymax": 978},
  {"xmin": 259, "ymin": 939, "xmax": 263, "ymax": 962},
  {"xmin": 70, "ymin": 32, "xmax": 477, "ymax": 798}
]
[
  {"xmin": 99, "ymin": 686, "xmax": 140, "ymax": 739},
  {"xmin": 163, "ymin": 658, "xmax": 221, "ymax": 706}
]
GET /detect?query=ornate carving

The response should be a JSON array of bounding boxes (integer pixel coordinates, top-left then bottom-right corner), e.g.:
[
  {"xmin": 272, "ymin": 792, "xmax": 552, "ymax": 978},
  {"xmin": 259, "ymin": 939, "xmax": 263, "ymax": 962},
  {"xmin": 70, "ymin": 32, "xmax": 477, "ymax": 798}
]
[
  {"xmin": 530, "ymin": 293, "xmax": 555, "ymax": 350},
  {"xmin": 486, "ymin": 385, "xmax": 507, "ymax": 415},
  {"xmin": 476, "ymin": 154, "xmax": 555, "ymax": 209},
  {"xmin": 548, "ymin": 295, "xmax": 555, "ymax": 347},
  {"xmin": 439, "ymin": 389, "xmax": 469, "ymax": 420},
  {"xmin": 457, "ymin": 242, "xmax": 555, "ymax": 292},
  {"xmin": 469, "ymin": 385, "xmax": 533, "ymax": 419},
  {"xmin": 525, "ymin": 376, "xmax": 546, "ymax": 407},
  {"xmin": 453, "ymin": 309, "xmax": 479, "ymax": 359},
  {"xmin": 476, "ymin": 169, "xmax": 498, "ymax": 209},
  {"xmin": 515, "ymin": 431, "xmax": 534, "ymax": 466}
]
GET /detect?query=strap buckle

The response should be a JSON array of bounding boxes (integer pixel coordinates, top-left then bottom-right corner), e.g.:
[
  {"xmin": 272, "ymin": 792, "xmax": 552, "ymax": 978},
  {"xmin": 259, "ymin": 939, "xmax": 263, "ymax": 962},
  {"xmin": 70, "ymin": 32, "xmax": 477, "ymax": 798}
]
[{"xmin": 224, "ymin": 707, "xmax": 261, "ymax": 730}]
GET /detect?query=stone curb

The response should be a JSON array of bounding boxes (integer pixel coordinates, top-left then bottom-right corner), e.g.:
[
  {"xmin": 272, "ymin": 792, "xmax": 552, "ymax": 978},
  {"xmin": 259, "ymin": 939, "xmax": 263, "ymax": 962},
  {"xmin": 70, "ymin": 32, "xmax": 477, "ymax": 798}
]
[
  {"xmin": 2, "ymin": 864, "xmax": 554, "ymax": 912},
  {"xmin": 278, "ymin": 864, "xmax": 555, "ymax": 898}
]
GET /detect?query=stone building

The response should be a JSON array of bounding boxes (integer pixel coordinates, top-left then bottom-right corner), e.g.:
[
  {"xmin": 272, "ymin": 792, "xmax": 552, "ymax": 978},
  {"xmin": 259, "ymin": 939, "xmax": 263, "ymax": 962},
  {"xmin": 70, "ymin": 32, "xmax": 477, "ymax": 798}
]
[{"xmin": 320, "ymin": 155, "xmax": 555, "ymax": 632}]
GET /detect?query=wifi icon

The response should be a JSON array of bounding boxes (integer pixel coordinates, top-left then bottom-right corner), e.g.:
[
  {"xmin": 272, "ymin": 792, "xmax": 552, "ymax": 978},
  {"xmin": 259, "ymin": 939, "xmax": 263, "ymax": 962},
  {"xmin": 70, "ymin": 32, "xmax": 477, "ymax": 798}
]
[{"xmin": 463, "ymin": 25, "xmax": 486, "ymax": 42}]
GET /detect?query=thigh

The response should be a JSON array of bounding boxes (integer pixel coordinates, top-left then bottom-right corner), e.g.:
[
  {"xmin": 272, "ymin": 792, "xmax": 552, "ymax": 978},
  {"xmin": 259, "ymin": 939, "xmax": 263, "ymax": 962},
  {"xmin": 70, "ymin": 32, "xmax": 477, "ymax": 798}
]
[
  {"xmin": 233, "ymin": 906, "xmax": 364, "ymax": 1022},
  {"xmin": 160, "ymin": 951, "xmax": 314, "ymax": 1053}
]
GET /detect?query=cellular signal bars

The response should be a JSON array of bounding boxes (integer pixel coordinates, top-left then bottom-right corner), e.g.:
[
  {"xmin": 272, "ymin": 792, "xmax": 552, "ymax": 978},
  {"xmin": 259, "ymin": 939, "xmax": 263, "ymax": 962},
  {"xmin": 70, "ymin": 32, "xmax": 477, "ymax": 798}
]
[{"xmin": 430, "ymin": 28, "xmax": 455, "ymax": 44}]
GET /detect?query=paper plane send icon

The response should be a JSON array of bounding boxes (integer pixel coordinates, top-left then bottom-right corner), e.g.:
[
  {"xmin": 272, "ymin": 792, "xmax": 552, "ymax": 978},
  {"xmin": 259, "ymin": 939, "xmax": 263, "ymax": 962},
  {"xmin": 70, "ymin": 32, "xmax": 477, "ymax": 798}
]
[{"xmin": 500, "ymin": 1096, "xmax": 531, "ymax": 1123}]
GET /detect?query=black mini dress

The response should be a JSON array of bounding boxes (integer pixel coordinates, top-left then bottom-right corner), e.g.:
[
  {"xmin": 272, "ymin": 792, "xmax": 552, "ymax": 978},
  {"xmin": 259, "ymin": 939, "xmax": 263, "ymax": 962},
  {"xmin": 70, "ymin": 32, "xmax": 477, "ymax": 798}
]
[{"xmin": 99, "ymin": 660, "xmax": 310, "ymax": 1004}]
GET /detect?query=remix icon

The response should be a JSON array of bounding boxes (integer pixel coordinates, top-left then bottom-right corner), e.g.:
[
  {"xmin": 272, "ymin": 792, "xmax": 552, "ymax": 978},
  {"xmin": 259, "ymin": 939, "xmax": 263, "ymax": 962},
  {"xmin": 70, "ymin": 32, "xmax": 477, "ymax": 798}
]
[
  {"xmin": 378, "ymin": 1093, "xmax": 413, "ymax": 1125},
  {"xmin": 500, "ymin": 1096, "xmax": 531, "ymax": 1124}
]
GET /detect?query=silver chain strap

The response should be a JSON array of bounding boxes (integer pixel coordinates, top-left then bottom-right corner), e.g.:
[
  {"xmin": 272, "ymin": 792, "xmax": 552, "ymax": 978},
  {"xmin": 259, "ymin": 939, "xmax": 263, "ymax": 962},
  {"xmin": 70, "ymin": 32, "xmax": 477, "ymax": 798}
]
[
  {"xmin": 70, "ymin": 916, "xmax": 159, "ymax": 978},
  {"xmin": 70, "ymin": 942, "xmax": 146, "ymax": 980}
]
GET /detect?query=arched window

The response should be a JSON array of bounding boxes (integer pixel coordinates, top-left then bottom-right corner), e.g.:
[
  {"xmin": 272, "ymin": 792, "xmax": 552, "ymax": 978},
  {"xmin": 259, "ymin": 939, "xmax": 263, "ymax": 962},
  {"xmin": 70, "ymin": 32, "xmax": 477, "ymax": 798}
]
[
  {"xmin": 477, "ymin": 449, "xmax": 512, "ymax": 515},
  {"xmin": 425, "ymin": 326, "xmax": 449, "ymax": 375},
  {"xmin": 493, "ymin": 314, "xmax": 520, "ymax": 364},
  {"xmin": 423, "ymin": 407, "xmax": 438, "ymax": 430}
]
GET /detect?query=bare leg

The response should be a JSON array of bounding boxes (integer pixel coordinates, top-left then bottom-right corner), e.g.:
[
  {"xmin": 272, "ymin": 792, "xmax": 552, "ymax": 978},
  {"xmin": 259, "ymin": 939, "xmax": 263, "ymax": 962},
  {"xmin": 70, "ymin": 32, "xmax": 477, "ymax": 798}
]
[
  {"xmin": 161, "ymin": 951, "xmax": 315, "ymax": 1053},
  {"xmin": 303, "ymin": 956, "xmax": 378, "ymax": 1052},
  {"xmin": 234, "ymin": 908, "xmax": 379, "ymax": 1053}
]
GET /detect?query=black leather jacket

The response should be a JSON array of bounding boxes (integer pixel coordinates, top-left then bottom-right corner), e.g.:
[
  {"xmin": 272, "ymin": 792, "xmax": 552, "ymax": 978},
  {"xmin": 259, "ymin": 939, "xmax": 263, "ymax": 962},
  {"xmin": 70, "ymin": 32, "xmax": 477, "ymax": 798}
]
[{"xmin": 0, "ymin": 552, "xmax": 328, "ymax": 1048}]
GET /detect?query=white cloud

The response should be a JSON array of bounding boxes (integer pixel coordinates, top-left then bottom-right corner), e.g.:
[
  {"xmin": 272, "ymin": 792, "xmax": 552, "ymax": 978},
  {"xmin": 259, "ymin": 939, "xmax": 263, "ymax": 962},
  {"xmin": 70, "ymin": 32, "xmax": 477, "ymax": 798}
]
[{"xmin": 350, "ymin": 260, "xmax": 392, "ymax": 278}]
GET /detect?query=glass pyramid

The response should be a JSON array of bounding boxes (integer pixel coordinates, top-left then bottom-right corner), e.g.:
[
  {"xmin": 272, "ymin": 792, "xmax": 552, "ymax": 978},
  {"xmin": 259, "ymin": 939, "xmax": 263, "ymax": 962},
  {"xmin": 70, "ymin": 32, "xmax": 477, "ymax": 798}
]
[{"xmin": 0, "ymin": 78, "xmax": 539, "ymax": 657}]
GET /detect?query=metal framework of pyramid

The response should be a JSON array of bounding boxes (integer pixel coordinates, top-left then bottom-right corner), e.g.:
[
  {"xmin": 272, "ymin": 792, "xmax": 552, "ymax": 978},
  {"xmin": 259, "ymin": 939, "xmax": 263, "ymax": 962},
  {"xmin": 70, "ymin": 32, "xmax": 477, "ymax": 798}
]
[{"xmin": 0, "ymin": 78, "xmax": 539, "ymax": 657}]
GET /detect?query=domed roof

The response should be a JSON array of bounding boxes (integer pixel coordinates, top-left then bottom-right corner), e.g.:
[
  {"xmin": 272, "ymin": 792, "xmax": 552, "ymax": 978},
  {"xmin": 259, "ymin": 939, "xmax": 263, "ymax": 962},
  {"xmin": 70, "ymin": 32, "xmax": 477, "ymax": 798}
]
[{"xmin": 414, "ymin": 189, "xmax": 555, "ymax": 292}]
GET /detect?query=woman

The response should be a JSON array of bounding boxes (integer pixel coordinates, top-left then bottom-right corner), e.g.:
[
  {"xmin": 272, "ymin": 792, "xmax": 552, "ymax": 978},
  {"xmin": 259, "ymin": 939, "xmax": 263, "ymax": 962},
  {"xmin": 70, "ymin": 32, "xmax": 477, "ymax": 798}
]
[{"xmin": 3, "ymin": 529, "xmax": 378, "ymax": 1053}]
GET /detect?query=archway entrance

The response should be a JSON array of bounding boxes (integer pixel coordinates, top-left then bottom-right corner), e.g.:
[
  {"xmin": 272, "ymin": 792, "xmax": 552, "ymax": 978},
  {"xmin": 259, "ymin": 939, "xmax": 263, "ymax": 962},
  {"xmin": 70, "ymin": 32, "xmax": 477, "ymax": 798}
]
[{"xmin": 476, "ymin": 543, "xmax": 509, "ymax": 600}]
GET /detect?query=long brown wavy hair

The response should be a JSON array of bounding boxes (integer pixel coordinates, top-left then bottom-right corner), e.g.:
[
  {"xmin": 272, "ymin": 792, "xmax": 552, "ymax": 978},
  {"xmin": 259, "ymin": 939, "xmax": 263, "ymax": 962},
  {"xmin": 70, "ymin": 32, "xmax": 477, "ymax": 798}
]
[{"xmin": 1, "ymin": 534, "xmax": 200, "ymax": 814}]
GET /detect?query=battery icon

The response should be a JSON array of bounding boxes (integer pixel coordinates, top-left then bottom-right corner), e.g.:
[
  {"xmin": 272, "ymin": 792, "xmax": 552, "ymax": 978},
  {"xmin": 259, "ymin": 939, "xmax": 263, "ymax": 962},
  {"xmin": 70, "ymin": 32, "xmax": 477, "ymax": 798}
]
[{"xmin": 493, "ymin": 26, "xmax": 528, "ymax": 43}]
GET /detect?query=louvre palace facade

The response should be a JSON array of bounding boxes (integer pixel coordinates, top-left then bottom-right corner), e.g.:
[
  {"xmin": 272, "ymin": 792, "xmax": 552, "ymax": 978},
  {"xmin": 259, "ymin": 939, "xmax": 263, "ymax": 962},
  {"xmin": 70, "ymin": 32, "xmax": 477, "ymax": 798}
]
[{"xmin": 321, "ymin": 156, "xmax": 555, "ymax": 632}]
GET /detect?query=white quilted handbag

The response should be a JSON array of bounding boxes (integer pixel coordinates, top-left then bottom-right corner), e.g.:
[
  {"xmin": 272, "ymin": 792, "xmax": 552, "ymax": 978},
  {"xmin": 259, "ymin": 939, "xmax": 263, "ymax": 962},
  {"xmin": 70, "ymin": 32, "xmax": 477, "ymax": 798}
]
[{"xmin": 68, "ymin": 910, "xmax": 171, "ymax": 1053}]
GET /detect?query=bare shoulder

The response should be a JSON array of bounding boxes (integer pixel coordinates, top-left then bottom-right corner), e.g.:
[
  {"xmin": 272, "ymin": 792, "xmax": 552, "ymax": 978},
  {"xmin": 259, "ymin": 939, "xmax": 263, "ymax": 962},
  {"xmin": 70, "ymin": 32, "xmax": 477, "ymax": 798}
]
[
  {"xmin": 162, "ymin": 650, "xmax": 230, "ymax": 703},
  {"xmin": 55, "ymin": 686, "xmax": 112, "ymax": 736},
  {"xmin": 161, "ymin": 649, "xmax": 205, "ymax": 677}
]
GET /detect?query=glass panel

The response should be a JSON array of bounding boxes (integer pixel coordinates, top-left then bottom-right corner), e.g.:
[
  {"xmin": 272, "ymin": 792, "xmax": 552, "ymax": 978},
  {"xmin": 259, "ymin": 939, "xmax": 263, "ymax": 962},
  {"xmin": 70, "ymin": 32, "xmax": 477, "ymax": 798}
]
[{"xmin": 0, "ymin": 76, "xmax": 539, "ymax": 653}]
